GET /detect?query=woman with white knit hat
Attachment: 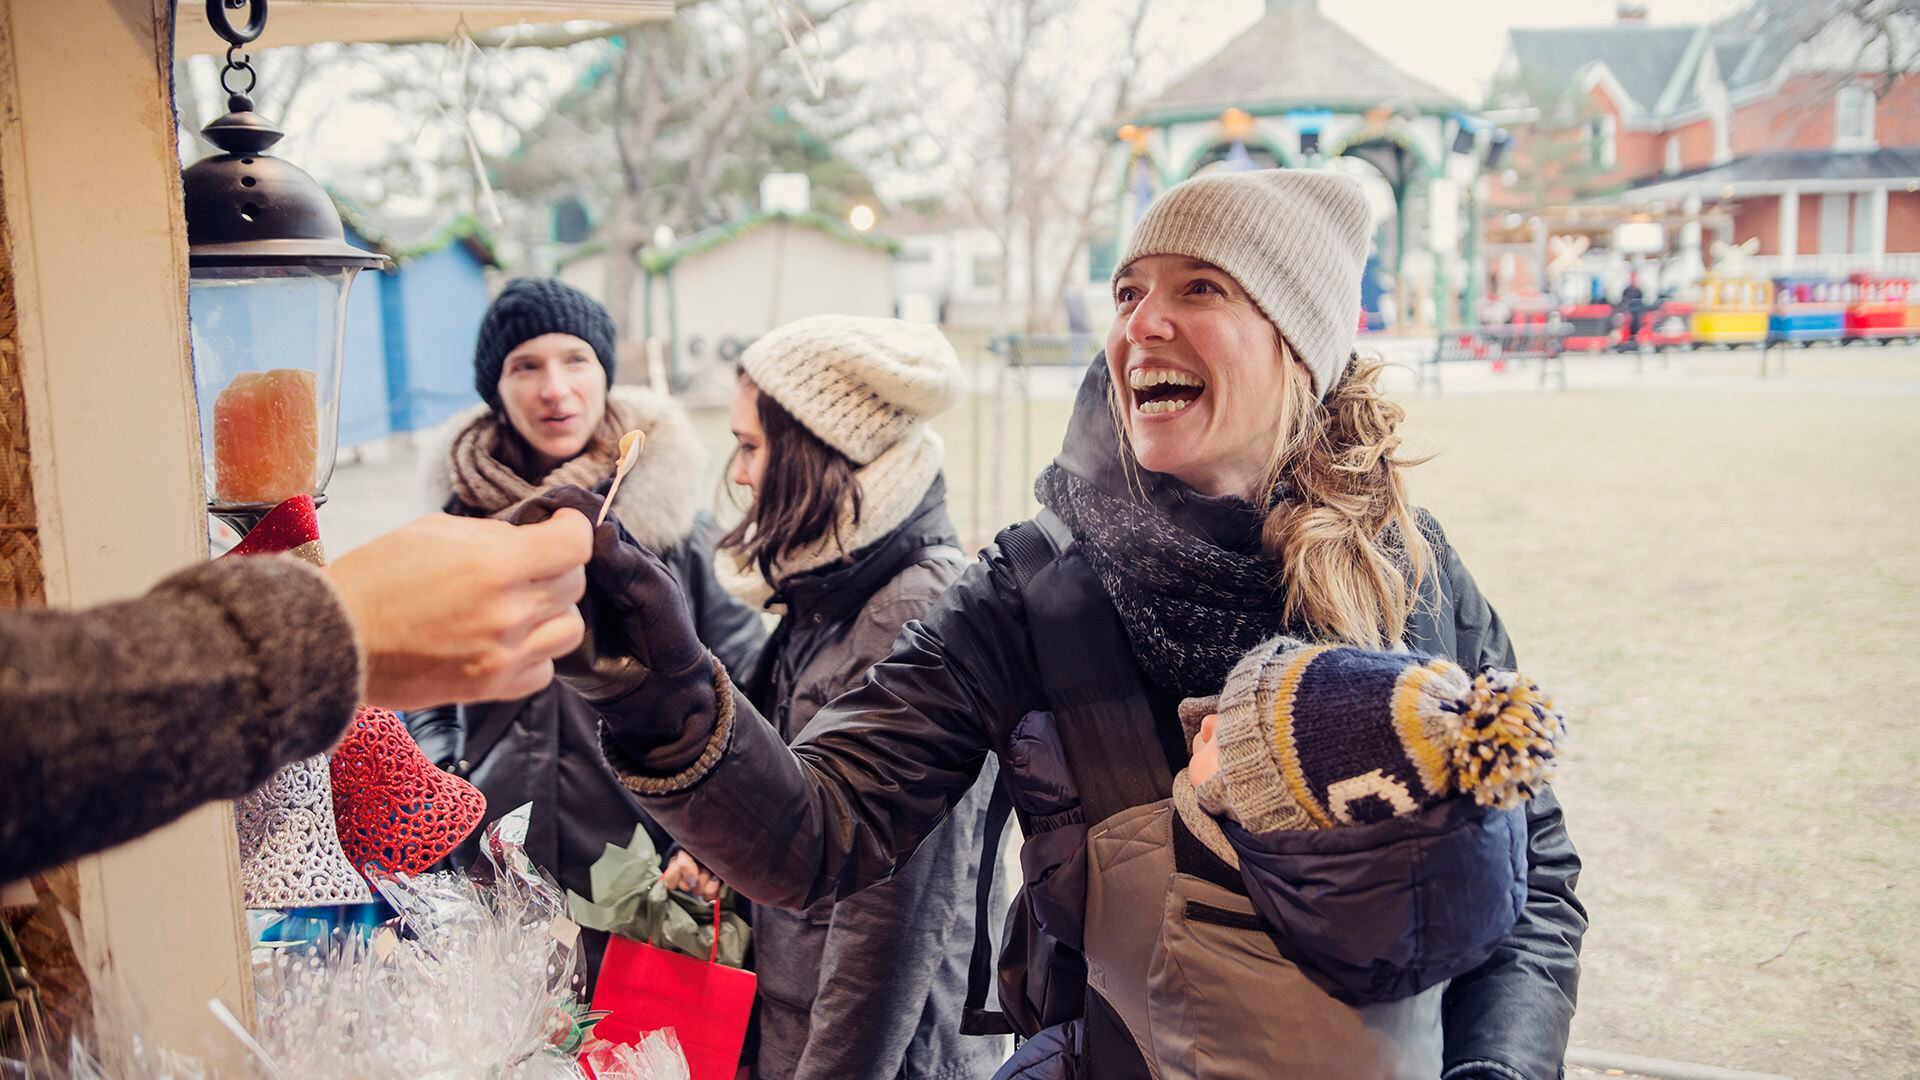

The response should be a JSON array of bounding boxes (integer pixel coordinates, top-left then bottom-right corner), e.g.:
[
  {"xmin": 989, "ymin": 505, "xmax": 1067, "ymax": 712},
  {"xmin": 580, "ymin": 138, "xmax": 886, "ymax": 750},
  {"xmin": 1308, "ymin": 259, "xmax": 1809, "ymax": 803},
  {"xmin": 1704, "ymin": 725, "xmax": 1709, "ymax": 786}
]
[
  {"xmin": 660, "ymin": 314, "xmax": 1004, "ymax": 1080},
  {"xmin": 523, "ymin": 169, "xmax": 1583, "ymax": 1079}
]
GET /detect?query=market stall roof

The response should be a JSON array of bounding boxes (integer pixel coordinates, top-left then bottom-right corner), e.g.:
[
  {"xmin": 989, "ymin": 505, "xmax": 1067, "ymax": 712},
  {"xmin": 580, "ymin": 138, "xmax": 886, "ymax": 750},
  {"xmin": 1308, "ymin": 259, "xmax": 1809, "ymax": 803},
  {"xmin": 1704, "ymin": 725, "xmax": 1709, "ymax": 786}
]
[
  {"xmin": 602, "ymin": 210, "xmax": 897, "ymax": 275},
  {"xmin": 174, "ymin": 0, "xmax": 674, "ymax": 56}
]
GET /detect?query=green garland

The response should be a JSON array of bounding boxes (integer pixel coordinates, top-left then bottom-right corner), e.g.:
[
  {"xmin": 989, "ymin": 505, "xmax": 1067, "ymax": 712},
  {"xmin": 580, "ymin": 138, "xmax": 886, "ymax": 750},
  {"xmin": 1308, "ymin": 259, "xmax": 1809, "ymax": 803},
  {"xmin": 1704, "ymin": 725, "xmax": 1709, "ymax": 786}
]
[
  {"xmin": 642, "ymin": 210, "xmax": 900, "ymax": 274},
  {"xmin": 326, "ymin": 185, "xmax": 501, "ymax": 272}
]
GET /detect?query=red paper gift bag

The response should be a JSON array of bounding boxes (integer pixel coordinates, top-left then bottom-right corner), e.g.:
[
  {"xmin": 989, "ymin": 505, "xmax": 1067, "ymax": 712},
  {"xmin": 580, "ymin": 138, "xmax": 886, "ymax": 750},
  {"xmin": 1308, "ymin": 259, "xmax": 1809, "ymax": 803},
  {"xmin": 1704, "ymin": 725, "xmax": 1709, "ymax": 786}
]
[{"xmin": 591, "ymin": 932, "xmax": 756, "ymax": 1080}]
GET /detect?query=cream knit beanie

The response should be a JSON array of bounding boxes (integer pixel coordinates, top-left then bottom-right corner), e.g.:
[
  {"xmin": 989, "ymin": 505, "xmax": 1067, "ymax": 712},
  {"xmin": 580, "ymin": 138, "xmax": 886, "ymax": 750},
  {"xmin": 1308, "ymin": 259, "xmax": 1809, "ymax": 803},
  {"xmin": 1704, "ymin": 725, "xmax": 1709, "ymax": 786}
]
[
  {"xmin": 740, "ymin": 315, "xmax": 963, "ymax": 465},
  {"xmin": 1118, "ymin": 169, "xmax": 1372, "ymax": 400}
]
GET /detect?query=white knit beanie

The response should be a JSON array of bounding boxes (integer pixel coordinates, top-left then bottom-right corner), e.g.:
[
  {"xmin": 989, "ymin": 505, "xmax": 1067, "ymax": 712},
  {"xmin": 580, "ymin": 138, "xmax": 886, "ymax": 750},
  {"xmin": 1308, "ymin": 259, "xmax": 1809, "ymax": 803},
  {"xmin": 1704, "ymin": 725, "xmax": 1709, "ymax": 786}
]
[
  {"xmin": 740, "ymin": 315, "xmax": 964, "ymax": 465},
  {"xmin": 1118, "ymin": 169, "xmax": 1372, "ymax": 400}
]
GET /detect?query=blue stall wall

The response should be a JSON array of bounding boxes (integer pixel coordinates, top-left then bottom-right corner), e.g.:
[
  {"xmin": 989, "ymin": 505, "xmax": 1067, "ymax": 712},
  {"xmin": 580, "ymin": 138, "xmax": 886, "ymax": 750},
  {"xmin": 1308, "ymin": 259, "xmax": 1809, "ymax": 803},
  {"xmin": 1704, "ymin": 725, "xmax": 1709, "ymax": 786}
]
[
  {"xmin": 394, "ymin": 243, "xmax": 487, "ymax": 434},
  {"xmin": 335, "ymin": 224, "xmax": 490, "ymax": 446},
  {"xmin": 338, "ymin": 240, "xmax": 392, "ymax": 447}
]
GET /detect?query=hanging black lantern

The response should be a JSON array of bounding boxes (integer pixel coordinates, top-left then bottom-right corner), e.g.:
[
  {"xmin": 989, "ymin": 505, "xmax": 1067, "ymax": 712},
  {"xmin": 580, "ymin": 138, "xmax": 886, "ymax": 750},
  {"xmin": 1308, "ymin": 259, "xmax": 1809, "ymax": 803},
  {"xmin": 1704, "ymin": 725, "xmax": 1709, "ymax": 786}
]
[{"xmin": 182, "ymin": 0, "xmax": 387, "ymax": 533}]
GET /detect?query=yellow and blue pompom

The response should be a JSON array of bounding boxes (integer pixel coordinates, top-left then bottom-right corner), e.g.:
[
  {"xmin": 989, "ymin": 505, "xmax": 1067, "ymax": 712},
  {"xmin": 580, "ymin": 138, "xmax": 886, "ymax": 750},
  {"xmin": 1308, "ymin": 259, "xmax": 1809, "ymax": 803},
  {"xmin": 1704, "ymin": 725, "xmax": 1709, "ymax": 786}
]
[{"xmin": 1447, "ymin": 668, "xmax": 1565, "ymax": 810}]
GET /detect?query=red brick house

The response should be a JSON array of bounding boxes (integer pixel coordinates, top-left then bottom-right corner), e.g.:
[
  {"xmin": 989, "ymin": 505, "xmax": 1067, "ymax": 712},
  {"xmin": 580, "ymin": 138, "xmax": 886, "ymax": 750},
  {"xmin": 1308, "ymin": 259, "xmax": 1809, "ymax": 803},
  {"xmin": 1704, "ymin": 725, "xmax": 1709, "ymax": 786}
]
[{"xmin": 1494, "ymin": 1, "xmax": 1920, "ymax": 280}]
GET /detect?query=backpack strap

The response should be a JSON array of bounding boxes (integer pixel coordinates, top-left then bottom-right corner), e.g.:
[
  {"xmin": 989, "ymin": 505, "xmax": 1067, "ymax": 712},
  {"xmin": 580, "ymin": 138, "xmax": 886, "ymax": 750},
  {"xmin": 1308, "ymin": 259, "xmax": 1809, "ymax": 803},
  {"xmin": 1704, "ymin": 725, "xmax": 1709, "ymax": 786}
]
[
  {"xmin": 960, "ymin": 513, "xmax": 1066, "ymax": 1038},
  {"xmin": 1024, "ymin": 558, "xmax": 1174, "ymax": 829},
  {"xmin": 961, "ymin": 510, "xmax": 1176, "ymax": 1036}
]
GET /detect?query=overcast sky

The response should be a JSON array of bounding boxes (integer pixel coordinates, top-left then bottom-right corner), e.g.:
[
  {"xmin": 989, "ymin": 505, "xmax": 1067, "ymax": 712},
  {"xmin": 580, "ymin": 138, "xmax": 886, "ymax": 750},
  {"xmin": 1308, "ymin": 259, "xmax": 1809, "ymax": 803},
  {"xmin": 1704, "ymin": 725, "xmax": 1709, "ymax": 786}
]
[
  {"xmin": 1174, "ymin": 0, "xmax": 1752, "ymax": 103},
  {"xmin": 241, "ymin": 0, "xmax": 1764, "ymax": 226}
]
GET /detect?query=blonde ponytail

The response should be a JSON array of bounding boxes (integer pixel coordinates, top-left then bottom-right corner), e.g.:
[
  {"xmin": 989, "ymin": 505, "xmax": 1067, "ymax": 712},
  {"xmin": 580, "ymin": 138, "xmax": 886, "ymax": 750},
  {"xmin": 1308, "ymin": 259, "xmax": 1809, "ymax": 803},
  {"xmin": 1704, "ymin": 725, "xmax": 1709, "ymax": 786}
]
[{"xmin": 1260, "ymin": 350, "xmax": 1433, "ymax": 648}]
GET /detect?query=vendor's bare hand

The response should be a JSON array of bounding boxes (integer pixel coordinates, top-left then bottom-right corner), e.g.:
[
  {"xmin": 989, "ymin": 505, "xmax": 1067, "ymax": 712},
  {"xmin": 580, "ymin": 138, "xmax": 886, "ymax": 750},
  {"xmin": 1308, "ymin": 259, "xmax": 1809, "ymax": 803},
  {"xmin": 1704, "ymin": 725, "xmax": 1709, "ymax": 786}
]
[
  {"xmin": 324, "ymin": 510, "xmax": 591, "ymax": 710},
  {"xmin": 661, "ymin": 850, "xmax": 723, "ymax": 901}
]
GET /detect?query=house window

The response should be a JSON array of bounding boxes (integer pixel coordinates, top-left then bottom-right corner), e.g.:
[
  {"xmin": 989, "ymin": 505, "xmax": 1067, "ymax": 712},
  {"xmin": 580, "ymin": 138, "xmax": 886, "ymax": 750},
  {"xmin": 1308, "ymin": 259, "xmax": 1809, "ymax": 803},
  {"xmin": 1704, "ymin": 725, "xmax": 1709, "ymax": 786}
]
[
  {"xmin": 1664, "ymin": 137, "xmax": 1682, "ymax": 174},
  {"xmin": 972, "ymin": 254, "xmax": 1004, "ymax": 290},
  {"xmin": 1836, "ymin": 84, "xmax": 1875, "ymax": 149},
  {"xmin": 1819, "ymin": 193, "xmax": 1852, "ymax": 254},
  {"xmin": 551, "ymin": 195, "xmax": 593, "ymax": 245},
  {"xmin": 1589, "ymin": 114, "xmax": 1617, "ymax": 170}
]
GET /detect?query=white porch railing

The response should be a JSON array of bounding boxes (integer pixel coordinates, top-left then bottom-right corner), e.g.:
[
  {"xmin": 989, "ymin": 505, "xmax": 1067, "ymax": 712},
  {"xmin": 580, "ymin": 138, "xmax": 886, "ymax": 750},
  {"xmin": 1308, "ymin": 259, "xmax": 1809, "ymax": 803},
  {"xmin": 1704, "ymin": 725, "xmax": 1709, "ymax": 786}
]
[{"xmin": 1741, "ymin": 253, "xmax": 1920, "ymax": 278}]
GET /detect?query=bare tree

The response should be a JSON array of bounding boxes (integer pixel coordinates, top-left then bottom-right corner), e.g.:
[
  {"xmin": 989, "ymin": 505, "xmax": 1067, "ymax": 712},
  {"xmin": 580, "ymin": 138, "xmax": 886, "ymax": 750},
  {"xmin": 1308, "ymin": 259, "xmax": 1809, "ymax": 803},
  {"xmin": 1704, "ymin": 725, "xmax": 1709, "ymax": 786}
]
[
  {"xmin": 1736, "ymin": 0, "xmax": 1920, "ymax": 93},
  {"xmin": 881, "ymin": 0, "xmax": 1158, "ymax": 333},
  {"xmin": 174, "ymin": 35, "xmax": 598, "ymax": 230},
  {"xmin": 495, "ymin": 0, "xmax": 879, "ymax": 339},
  {"xmin": 175, "ymin": 45, "xmax": 345, "ymax": 154}
]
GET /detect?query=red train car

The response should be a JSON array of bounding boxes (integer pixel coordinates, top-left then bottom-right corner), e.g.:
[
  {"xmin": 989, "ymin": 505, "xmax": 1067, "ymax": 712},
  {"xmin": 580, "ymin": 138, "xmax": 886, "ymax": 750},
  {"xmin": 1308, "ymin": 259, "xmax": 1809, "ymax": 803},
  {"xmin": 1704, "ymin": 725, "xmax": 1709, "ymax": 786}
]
[{"xmin": 1844, "ymin": 275, "xmax": 1916, "ymax": 344}]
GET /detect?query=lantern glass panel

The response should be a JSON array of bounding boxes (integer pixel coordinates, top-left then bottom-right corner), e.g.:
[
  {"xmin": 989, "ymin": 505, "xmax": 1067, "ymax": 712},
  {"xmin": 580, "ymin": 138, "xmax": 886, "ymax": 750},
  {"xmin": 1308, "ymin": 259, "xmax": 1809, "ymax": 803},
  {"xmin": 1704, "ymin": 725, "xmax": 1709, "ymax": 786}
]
[{"xmin": 189, "ymin": 264, "xmax": 357, "ymax": 510}]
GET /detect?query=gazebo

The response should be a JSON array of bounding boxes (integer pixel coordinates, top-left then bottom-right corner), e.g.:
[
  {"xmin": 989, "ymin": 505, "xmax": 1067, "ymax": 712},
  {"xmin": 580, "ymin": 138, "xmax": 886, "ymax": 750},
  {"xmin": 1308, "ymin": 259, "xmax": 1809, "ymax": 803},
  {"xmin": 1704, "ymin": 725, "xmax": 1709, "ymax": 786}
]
[{"xmin": 1113, "ymin": 0, "xmax": 1475, "ymax": 327}]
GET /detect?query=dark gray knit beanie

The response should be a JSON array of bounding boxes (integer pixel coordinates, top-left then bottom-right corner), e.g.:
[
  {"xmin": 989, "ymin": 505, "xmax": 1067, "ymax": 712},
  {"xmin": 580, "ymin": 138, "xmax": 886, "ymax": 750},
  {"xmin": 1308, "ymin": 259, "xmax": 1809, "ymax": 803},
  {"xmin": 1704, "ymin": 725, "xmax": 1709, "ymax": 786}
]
[{"xmin": 474, "ymin": 277, "xmax": 617, "ymax": 411}]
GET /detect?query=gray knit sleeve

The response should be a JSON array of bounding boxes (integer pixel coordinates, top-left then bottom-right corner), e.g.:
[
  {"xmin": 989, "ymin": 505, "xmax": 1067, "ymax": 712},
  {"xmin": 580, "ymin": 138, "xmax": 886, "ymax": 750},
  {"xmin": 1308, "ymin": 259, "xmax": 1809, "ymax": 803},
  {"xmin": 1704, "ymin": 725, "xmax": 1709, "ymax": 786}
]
[{"xmin": 0, "ymin": 555, "xmax": 365, "ymax": 881}]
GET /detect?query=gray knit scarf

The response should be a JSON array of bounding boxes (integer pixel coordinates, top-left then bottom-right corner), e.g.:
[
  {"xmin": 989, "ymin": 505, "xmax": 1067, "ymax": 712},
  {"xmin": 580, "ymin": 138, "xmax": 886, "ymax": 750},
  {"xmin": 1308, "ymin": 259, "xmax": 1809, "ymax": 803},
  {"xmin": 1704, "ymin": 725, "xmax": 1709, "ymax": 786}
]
[{"xmin": 1035, "ymin": 464, "xmax": 1291, "ymax": 698}]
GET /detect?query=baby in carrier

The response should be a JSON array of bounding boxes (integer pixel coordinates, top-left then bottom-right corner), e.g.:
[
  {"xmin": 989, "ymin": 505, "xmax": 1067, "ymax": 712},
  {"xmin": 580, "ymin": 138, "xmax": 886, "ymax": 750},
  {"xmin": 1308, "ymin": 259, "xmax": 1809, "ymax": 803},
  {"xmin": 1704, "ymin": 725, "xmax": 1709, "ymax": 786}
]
[
  {"xmin": 995, "ymin": 636, "xmax": 1564, "ymax": 1080},
  {"xmin": 1177, "ymin": 636, "xmax": 1563, "ymax": 1075}
]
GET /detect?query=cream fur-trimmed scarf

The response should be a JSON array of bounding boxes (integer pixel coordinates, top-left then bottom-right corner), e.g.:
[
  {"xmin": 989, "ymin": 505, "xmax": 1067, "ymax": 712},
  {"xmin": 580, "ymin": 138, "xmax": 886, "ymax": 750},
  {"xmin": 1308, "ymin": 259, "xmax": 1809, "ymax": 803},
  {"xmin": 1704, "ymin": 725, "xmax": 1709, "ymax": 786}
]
[
  {"xmin": 421, "ymin": 385, "xmax": 706, "ymax": 552},
  {"xmin": 713, "ymin": 426, "xmax": 945, "ymax": 608}
]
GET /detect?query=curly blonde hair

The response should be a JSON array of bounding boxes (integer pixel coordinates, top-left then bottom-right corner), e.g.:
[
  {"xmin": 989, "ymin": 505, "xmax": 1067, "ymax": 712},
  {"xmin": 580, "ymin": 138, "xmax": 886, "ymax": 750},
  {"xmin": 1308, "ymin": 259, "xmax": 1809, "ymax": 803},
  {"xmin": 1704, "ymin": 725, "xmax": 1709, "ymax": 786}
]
[
  {"xmin": 1259, "ymin": 346, "xmax": 1433, "ymax": 648},
  {"xmin": 1105, "ymin": 342, "xmax": 1433, "ymax": 647}
]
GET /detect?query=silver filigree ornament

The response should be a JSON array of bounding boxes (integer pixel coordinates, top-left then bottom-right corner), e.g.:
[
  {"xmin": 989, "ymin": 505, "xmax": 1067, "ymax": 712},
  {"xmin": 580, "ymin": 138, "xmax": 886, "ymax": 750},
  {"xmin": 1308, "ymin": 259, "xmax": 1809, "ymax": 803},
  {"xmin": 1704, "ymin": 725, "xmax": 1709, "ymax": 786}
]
[{"xmin": 236, "ymin": 755, "xmax": 375, "ymax": 908}]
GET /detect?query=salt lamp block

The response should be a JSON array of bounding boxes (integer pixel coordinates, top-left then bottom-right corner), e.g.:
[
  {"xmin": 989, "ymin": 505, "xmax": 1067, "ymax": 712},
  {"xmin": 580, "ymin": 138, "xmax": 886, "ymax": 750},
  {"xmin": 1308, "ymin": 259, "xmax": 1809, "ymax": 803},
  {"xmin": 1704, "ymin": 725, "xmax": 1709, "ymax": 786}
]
[{"xmin": 213, "ymin": 368, "xmax": 318, "ymax": 506}]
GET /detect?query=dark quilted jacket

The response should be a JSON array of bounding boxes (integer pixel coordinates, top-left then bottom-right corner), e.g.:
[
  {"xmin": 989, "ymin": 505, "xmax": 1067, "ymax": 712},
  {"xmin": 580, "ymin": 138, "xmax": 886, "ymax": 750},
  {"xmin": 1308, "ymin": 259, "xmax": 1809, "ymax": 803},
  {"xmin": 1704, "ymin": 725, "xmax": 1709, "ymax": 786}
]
[{"xmin": 596, "ymin": 362, "xmax": 1586, "ymax": 1080}]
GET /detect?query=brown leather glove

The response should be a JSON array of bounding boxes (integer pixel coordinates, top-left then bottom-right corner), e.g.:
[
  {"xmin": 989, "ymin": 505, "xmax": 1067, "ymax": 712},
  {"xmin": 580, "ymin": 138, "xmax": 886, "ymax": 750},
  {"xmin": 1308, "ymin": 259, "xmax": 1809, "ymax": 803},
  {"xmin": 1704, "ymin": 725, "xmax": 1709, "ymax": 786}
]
[{"xmin": 509, "ymin": 487, "xmax": 715, "ymax": 747}]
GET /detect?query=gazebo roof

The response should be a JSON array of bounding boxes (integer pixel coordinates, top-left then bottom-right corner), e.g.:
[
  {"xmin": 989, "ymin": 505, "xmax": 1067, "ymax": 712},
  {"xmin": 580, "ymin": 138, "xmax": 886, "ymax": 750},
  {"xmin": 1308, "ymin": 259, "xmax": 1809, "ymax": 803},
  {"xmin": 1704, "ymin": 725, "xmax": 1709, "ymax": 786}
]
[{"xmin": 1130, "ymin": 0, "xmax": 1459, "ymax": 124}]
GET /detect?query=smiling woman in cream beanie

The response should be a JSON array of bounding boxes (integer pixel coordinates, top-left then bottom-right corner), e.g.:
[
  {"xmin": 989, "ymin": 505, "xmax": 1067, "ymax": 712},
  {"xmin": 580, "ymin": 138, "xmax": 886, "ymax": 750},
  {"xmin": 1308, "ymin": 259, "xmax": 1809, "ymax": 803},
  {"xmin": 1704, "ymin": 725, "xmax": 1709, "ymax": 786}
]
[
  {"xmin": 684, "ymin": 313, "xmax": 1003, "ymax": 1080},
  {"xmin": 716, "ymin": 313, "xmax": 964, "ymax": 600}
]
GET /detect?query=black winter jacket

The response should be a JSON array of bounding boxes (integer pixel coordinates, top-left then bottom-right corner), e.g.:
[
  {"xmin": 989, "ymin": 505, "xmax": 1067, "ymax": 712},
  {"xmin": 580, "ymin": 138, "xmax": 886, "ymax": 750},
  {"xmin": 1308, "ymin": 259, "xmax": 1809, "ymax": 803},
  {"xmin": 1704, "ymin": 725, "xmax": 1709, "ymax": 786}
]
[
  {"xmin": 743, "ymin": 479, "xmax": 1002, "ymax": 1080},
  {"xmin": 597, "ymin": 364, "xmax": 1585, "ymax": 1080},
  {"xmin": 406, "ymin": 391, "xmax": 766, "ymax": 989}
]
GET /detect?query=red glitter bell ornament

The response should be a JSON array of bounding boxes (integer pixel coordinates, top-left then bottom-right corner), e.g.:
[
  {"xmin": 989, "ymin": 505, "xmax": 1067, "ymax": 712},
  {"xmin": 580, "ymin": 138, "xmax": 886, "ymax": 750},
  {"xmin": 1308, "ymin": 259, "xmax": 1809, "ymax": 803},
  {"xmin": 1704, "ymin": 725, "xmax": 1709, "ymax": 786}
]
[
  {"xmin": 330, "ymin": 707, "xmax": 488, "ymax": 878},
  {"xmin": 223, "ymin": 492, "xmax": 325, "ymax": 562}
]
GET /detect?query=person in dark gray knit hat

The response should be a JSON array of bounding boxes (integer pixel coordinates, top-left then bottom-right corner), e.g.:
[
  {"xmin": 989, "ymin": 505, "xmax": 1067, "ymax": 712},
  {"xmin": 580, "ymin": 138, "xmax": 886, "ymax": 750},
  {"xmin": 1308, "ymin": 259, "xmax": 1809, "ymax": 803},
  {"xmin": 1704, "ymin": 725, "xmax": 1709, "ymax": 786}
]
[
  {"xmin": 503, "ymin": 166, "xmax": 1583, "ymax": 1080},
  {"xmin": 472, "ymin": 277, "xmax": 617, "ymax": 414},
  {"xmin": 409, "ymin": 275, "xmax": 764, "ymax": 993}
]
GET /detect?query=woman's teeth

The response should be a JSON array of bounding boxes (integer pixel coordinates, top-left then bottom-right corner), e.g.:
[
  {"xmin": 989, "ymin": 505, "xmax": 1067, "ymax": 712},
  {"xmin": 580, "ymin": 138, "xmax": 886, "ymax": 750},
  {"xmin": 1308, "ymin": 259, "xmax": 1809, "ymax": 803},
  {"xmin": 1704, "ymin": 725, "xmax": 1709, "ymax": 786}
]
[
  {"xmin": 1130, "ymin": 367, "xmax": 1203, "ymax": 414},
  {"xmin": 1128, "ymin": 368, "xmax": 1203, "ymax": 390}
]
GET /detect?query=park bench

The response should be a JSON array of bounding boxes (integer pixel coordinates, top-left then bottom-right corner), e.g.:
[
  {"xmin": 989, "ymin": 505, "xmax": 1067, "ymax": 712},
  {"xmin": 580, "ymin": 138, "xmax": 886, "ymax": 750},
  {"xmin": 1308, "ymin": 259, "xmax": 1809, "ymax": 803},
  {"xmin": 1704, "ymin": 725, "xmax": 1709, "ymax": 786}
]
[
  {"xmin": 1418, "ymin": 323, "xmax": 1571, "ymax": 394},
  {"xmin": 986, "ymin": 333, "xmax": 1098, "ymax": 370}
]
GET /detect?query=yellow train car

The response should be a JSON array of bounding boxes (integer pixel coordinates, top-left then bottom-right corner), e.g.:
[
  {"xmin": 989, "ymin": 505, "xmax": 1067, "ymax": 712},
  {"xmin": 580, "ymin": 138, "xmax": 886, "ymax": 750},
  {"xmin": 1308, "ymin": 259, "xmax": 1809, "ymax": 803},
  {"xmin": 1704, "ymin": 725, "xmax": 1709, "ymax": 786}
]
[{"xmin": 1691, "ymin": 277, "xmax": 1772, "ymax": 347}]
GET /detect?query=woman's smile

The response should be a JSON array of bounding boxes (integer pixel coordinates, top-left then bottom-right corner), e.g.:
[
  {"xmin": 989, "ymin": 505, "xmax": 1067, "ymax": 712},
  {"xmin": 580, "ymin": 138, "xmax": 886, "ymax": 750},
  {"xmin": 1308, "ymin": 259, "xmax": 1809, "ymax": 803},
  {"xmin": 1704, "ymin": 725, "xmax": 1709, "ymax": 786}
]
[{"xmin": 1127, "ymin": 364, "xmax": 1208, "ymax": 416}]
